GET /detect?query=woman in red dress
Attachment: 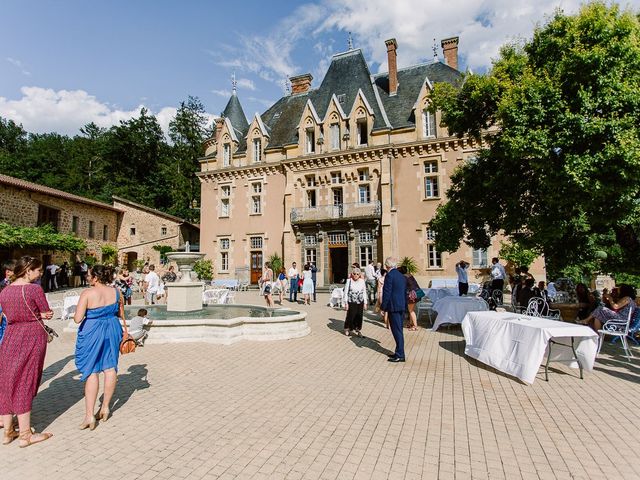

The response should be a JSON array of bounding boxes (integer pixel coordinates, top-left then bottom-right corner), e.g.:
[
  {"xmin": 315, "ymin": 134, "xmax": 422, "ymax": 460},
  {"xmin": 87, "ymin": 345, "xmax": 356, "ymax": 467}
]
[{"xmin": 0, "ymin": 256, "xmax": 53, "ymax": 447}]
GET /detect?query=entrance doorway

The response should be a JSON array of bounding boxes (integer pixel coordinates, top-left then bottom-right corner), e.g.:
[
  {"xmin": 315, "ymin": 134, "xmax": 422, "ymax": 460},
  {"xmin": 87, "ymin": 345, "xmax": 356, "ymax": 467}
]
[
  {"xmin": 126, "ymin": 252, "xmax": 138, "ymax": 272},
  {"xmin": 329, "ymin": 247, "xmax": 348, "ymax": 284},
  {"xmin": 250, "ymin": 251, "xmax": 263, "ymax": 284}
]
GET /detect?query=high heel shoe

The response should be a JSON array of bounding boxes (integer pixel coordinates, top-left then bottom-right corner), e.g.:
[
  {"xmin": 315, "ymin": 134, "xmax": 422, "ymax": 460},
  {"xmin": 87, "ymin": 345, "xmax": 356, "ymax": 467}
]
[
  {"xmin": 79, "ymin": 418, "xmax": 96, "ymax": 431},
  {"xmin": 95, "ymin": 409, "xmax": 110, "ymax": 423}
]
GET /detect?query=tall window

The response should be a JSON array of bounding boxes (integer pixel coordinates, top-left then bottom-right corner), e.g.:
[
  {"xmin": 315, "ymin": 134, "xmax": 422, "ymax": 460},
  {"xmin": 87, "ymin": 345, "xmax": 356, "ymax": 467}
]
[
  {"xmin": 250, "ymin": 237, "xmax": 263, "ymax": 249},
  {"xmin": 359, "ymin": 246, "xmax": 373, "ymax": 266},
  {"xmin": 251, "ymin": 182, "xmax": 262, "ymax": 215},
  {"xmin": 305, "ymin": 248, "xmax": 317, "ymax": 265},
  {"xmin": 358, "ymin": 184, "xmax": 370, "ymax": 203},
  {"xmin": 253, "ymin": 138, "xmax": 262, "ymax": 163},
  {"xmin": 305, "ymin": 128, "xmax": 315, "ymax": 153},
  {"xmin": 357, "ymin": 119, "xmax": 368, "ymax": 145},
  {"xmin": 332, "ymin": 188, "xmax": 343, "ymax": 206},
  {"xmin": 472, "ymin": 248, "xmax": 488, "ymax": 268},
  {"xmin": 424, "ymin": 160, "xmax": 439, "ymax": 198},
  {"xmin": 220, "ymin": 238, "xmax": 230, "ymax": 271},
  {"xmin": 307, "ymin": 190, "xmax": 316, "ymax": 208},
  {"xmin": 223, "ymin": 143, "xmax": 231, "ymax": 167},
  {"xmin": 427, "ymin": 244, "xmax": 442, "ymax": 268},
  {"xmin": 161, "ymin": 226, "xmax": 167, "ymax": 236},
  {"xmin": 88, "ymin": 221, "xmax": 95, "ymax": 239},
  {"xmin": 102, "ymin": 225, "xmax": 109, "ymax": 241},
  {"xmin": 330, "ymin": 123, "xmax": 340, "ymax": 150},
  {"xmin": 72, "ymin": 216, "xmax": 79, "ymax": 235},
  {"xmin": 422, "ymin": 109, "xmax": 437, "ymax": 138},
  {"xmin": 220, "ymin": 185, "xmax": 231, "ymax": 217}
]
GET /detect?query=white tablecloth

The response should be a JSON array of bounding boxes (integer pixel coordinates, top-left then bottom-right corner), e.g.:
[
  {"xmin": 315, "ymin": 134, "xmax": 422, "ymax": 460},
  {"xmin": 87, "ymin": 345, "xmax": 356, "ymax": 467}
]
[
  {"xmin": 432, "ymin": 296, "xmax": 488, "ymax": 331},
  {"xmin": 424, "ymin": 288, "xmax": 458, "ymax": 302},
  {"xmin": 461, "ymin": 311, "xmax": 598, "ymax": 384},
  {"xmin": 202, "ymin": 289, "xmax": 229, "ymax": 305},
  {"xmin": 62, "ymin": 296, "xmax": 80, "ymax": 320}
]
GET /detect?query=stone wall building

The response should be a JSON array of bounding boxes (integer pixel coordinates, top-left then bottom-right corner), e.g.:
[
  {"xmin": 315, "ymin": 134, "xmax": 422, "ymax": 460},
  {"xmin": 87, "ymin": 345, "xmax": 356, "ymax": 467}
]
[
  {"xmin": 0, "ymin": 174, "xmax": 120, "ymax": 264},
  {"xmin": 0, "ymin": 175, "xmax": 200, "ymax": 271},
  {"xmin": 198, "ymin": 37, "xmax": 545, "ymax": 286},
  {"xmin": 113, "ymin": 196, "xmax": 200, "ymax": 271}
]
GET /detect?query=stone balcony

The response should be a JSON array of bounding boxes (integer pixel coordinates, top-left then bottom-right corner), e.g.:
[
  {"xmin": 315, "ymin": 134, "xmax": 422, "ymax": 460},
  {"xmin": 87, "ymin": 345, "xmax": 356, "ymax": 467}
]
[{"xmin": 290, "ymin": 201, "xmax": 381, "ymax": 225}]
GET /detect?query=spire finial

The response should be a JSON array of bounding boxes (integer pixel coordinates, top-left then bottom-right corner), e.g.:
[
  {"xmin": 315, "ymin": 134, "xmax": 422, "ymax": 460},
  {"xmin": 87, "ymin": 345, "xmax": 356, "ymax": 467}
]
[
  {"xmin": 231, "ymin": 71, "xmax": 237, "ymax": 94},
  {"xmin": 432, "ymin": 39, "xmax": 439, "ymax": 61},
  {"xmin": 348, "ymin": 32, "xmax": 354, "ymax": 50},
  {"xmin": 282, "ymin": 77, "xmax": 290, "ymax": 95}
]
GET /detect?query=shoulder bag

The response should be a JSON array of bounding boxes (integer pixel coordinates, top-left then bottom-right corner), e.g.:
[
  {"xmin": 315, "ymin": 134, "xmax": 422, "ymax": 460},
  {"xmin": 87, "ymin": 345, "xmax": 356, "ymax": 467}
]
[
  {"xmin": 22, "ymin": 286, "xmax": 57, "ymax": 342},
  {"xmin": 118, "ymin": 290, "xmax": 136, "ymax": 354}
]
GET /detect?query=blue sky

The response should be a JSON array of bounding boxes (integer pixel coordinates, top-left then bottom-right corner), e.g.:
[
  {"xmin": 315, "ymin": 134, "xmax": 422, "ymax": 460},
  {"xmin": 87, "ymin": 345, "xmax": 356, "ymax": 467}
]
[{"xmin": 2, "ymin": 0, "xmax": 638, "ymax": 136}]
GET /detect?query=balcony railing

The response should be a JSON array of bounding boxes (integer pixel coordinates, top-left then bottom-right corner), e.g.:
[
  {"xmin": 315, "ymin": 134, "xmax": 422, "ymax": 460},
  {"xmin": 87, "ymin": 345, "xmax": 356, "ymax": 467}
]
[{"xmin": 291, "ymin": 201, "xmax": 381, "ymax": 224}]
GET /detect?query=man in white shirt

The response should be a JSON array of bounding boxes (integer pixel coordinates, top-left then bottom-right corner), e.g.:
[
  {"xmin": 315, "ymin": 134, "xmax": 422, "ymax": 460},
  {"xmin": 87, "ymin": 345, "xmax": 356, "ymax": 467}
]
[
  {"xmin": 364, "ymin": 260, "xmax": 377, "ymax": 304},
  {"xmin": 490, "ymin": 257, "xmax": 506, "ymax": 293},
  {"xmin": 287, "ymin": 262, "xmax": 299, "ymax": 303},
  {"xmin": 455, "ymin": 260, "xmax": 469, "ymax": 296},
  {"xmin": 144, "ymin": 264, "xmax": 161, "ymax": 305},
  {"xmin": 47, "ymin": 263, "xmax": 59, "ymax": 291}
]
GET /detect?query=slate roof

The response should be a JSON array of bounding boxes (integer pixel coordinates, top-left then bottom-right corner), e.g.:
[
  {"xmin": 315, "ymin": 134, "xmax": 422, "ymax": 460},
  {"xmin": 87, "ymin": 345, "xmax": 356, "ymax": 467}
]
[
  {"xmin": 213, "ymin": 49, "xmax": 463, "ymax": 152},
  {"xmin": 221, "ymin": 93, "xmax": 249, "ymax": 153},
  {"xmin": 373, "ymin": 61, "xmax": 462, "ymax": 130}
]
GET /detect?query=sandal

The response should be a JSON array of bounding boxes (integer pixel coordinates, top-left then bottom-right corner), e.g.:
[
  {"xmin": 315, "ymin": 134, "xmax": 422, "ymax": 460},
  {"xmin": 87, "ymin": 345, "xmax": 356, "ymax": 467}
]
[
  {"xmin": 2, "ymin": 429, "xmax": 18, "ymax": 445},
  {"xmin": 96, "ymin": 408, "xmax": 111, "ymax": 423},
  {"xmin": 19, "ymin": 431, "xmax": 53, "ymax": 448}
]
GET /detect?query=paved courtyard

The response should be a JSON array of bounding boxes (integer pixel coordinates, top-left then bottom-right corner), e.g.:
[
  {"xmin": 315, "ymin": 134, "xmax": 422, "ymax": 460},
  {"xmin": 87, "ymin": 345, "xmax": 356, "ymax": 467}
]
[{"xmin": 2, "ymin": 290, "xmax": 639, "ymax": 480}]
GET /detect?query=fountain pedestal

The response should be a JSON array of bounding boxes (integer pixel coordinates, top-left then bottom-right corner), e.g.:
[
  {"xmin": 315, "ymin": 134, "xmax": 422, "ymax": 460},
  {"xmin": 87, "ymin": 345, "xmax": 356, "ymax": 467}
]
[
  {"xmin": 166, "ymin": 283, "xmax": 203, "ymax": 312},
  {"xmin": 165, "ymin": 251, "xmax": 207, "ymax": 312}
]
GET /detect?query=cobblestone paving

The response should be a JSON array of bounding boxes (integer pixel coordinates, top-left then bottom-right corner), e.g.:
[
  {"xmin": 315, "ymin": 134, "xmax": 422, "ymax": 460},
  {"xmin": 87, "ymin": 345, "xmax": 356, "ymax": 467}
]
[{"xmin": 1, "ymin": 290, "xmax": 639, "ymax": 480}]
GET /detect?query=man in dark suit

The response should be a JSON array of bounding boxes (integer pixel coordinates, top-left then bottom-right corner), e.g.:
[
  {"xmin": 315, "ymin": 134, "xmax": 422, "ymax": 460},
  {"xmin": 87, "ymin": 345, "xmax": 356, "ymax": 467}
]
[{"xmin": 381, "ymin": 257, "xmax": 407, "ymax": 362}]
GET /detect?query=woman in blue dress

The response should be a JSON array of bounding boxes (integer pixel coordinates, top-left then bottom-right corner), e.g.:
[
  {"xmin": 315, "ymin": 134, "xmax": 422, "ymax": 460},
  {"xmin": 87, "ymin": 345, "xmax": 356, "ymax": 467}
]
[{"xmin": 74, "ymin": 264, "xmax": 123, "ymax": 430}]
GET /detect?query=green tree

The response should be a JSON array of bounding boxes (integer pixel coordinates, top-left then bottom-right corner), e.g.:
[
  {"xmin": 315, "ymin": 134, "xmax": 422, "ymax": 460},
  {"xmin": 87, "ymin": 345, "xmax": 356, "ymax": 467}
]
[
  {"xmin": 166, "ymin": 96, "xmax": 209, "ymax": 221},
  {"xmin": 193, "ymin": 259, "xmax": 213, "ymax": 281},
  {"xmin": 429, "ymin": 2, "xmax": 640, "ymax": 275}
]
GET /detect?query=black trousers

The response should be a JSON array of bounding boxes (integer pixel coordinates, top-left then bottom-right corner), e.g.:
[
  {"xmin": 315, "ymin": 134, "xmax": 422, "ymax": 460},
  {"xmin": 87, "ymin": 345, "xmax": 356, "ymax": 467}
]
[
  {"xmin": 458, "ymin": 282, "xmax": 469, "ymax": 296},
  {"xmin": 344, "ymin": 302, "xmax": 364, "ymax": 331},
  {"xmin": 490, "ymin": 279, "xmax": 504, "ymax": 293}
]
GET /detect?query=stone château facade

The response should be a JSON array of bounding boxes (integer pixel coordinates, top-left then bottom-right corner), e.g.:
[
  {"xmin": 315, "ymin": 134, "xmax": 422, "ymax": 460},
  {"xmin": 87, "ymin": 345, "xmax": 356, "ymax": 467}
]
[{"xmin": 198, "ymin": 37, "xmax": 544, "ymax": 286}]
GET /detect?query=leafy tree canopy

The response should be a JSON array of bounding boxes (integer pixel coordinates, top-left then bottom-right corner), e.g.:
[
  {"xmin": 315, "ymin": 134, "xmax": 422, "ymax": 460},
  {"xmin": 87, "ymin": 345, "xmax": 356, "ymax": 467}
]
[{"xmin": 429, "ymin": 2, "xmax": 640, "ymax": 277}]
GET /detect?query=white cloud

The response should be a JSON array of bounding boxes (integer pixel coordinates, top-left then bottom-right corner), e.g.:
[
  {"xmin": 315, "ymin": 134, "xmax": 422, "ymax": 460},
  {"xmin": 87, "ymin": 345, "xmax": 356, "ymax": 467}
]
[
  {"xmin": 212, "ymin": 89, "xmax": 232, "ymax": 98},
  {"xmin": 318, "ymin": 0, "xmax": 609, "ymax": 71},
  {"xmin": 0, "ymin": 86, "xmax": 215, "ymax": 137},
  {"xmin": 248, "ymin": 97, "xmax": 276, "ymax": 108},
  {"xmin": 237, "ymin": 78, "xmax": 256, "ymax": 91},
  {"xmin": 6, "ymin": 57, "xmax": 31, "ymax": 76}
]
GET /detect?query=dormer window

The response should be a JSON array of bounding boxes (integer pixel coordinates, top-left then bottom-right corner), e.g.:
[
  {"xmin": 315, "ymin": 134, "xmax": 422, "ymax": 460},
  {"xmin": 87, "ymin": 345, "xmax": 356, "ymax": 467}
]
[
  {"xmin": 252, "ymin": 138, "xmax": 262, "ymax": 163},
  {"xmin": 330, "ymin": 123, "xmax": 340, "ymax": 150},
  {"xmin": 223, "ymin": 143, "xmax": 231, "ymax": 167},
  {"xmin": 357, "ymin": 119, "xmax": 368, "ymax": 146},
  {"xmin": 422, "ymin": 109, "xmax": 437, "ymax": 138},
  {"xmin": 305, "ymin": 128, "xmax": 315, "ymax": 153}
]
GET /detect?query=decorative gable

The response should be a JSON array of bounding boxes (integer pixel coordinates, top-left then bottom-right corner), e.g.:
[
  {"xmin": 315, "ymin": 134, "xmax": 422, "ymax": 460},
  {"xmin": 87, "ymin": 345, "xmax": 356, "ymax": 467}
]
[{"xmin": 297, "ymin": 99, "xmax": 323, "ymax": 155}]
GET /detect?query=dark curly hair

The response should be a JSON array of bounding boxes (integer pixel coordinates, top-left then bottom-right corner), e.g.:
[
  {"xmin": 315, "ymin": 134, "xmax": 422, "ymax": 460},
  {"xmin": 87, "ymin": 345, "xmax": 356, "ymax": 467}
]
[
  {"xmin": 618, "ymin": 284, "xmax": 637, "ymax": 300},
  {"xmin": 89, "ymin": 264, "xmax": 114, "ymax": 284}
]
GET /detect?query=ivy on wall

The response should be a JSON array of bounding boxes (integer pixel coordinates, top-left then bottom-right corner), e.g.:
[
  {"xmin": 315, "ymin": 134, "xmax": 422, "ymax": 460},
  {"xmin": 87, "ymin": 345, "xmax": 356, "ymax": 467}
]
[{"xmin": 0, "ymin": 223, "xmax": 87, "ymax": 252}]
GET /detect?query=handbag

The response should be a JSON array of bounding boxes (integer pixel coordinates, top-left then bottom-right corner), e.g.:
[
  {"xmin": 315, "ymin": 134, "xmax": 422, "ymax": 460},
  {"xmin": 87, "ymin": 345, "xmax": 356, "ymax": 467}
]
[
  {"xmin": 118, "ymin": 292, "xmax": 136, "ymax": 354},
  {"xmin": 415, "ymin": 288, "xmax": 426, "ymax": 301},
  {"xmin": 22, "ymin": 286, "xmax": 57, "ymax": 342}
]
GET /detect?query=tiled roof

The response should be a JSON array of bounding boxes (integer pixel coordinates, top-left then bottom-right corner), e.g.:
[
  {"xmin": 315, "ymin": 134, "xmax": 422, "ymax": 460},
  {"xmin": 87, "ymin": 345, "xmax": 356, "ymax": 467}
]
[
  {"xmin": 0, "ymin": 174, "xmax": 122, "ymax": 212},
  {"xmin": 112, "ymin": 196, "xmax": 200, "ymax": 229}
]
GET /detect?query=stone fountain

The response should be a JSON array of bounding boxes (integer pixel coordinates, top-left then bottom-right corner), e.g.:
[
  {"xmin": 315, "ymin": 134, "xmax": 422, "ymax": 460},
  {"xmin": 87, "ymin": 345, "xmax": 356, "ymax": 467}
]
[{"xmin": 165, "ymin": 243, "xmax": 206, "ymax": 312}]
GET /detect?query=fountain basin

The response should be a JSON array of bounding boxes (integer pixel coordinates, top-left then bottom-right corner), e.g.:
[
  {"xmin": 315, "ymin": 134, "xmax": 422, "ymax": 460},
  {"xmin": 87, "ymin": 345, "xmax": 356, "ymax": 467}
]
[{"xmin": 65, "ymin": 304, "xmax": 310, "ymax": 345}]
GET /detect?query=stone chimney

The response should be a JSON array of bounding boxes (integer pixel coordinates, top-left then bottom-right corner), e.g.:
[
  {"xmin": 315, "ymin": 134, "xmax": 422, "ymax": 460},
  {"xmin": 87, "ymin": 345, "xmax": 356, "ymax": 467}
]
[
  {"xmin": 441, "ymin": 36, "xmax": 459, "ymax": 70},
  {"xmin": 214, "ymin": 117, "xmax": 225, "ymax": 143},
  {"xmin": 289, "ymin": 73, "xmax": 313, "ymax": 95},
  {"xmin": 385, "ymin": 38, "xmax": 398, "ymax": 96}
]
